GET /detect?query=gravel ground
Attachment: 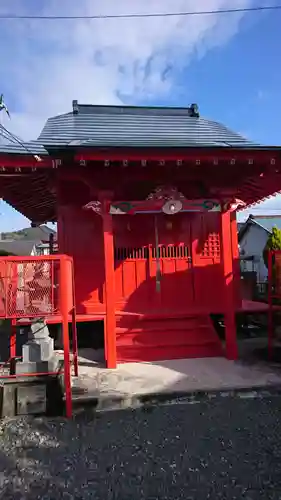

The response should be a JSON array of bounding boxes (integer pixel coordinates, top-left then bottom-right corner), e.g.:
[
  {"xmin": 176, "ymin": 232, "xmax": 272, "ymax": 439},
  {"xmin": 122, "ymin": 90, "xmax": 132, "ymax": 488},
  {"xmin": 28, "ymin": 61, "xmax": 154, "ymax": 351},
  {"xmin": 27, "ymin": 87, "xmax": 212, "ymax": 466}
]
[{"xmin": 1, "ymin": 395, "xmax": 281, "ymax": 499}]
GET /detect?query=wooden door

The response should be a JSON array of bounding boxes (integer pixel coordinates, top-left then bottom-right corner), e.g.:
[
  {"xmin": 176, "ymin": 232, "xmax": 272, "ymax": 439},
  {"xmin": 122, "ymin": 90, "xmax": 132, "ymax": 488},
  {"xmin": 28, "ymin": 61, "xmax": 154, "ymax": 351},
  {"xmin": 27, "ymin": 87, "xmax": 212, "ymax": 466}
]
[
  {"xmin": 113, "ymin": 215, "xmax": 153, "ymax": 311},
  {"xmin": 113, "ymin": 213, "xmax": 194, "ymax": 312},
  {"xmin": 151, "ymin": 213, "xmax": 194, "ymax": 311}
]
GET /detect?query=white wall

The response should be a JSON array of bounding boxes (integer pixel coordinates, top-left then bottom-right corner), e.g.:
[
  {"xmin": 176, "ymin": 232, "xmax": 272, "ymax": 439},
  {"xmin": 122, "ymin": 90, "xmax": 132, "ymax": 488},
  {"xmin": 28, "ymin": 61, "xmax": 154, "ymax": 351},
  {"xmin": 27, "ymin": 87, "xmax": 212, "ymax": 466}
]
[{"xmin": 239, "ymin": 223, "xmax": 269, "ymax": 282}]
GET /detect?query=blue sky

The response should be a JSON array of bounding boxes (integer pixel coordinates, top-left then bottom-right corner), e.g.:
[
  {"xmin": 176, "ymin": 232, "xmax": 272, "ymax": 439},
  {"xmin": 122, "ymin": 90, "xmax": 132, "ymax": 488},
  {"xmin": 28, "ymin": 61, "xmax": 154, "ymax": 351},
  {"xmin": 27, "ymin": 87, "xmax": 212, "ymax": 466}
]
[{"xmin": 0, "ymin": 0, "xmax": 281, "ymax": 231}]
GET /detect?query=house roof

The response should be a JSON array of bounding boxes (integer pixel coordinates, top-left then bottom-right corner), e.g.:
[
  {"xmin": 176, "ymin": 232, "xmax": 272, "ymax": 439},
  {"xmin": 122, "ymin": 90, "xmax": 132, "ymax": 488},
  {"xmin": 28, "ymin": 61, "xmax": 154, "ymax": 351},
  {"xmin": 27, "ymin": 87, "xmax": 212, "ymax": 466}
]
[
  {"xmin": 0, "ymin": 240, "xmax": 38, "ymax": 256},
  {"xmin": 0, "ymin": 102, "xmax": 259, "ymax": 154},
  {"xmin": 238, "ymin": 215, "xmax": 281, "ymax": 242},
  {"xmin": 1, "ymin": 225, "xmax": 56, "ymax": 241}
]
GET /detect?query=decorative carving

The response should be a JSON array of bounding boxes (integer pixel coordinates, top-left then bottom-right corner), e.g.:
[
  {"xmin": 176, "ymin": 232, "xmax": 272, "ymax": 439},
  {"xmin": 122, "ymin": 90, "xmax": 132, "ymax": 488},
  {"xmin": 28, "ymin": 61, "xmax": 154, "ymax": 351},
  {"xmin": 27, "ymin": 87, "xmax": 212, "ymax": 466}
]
[
  {"xmin": 83, "ymin": 200, "xmax": 102, "ymax": 214},
  {"xmin": 146, "ymin": 186, "xmax": 185, "ymax": 201},
  {"xmin": 110, "ymin": 198, "xmax": 222, "ymax": 215},
  {"xmin": 223, "ymin": 198, "xmax": 246, "ymax": 212}
]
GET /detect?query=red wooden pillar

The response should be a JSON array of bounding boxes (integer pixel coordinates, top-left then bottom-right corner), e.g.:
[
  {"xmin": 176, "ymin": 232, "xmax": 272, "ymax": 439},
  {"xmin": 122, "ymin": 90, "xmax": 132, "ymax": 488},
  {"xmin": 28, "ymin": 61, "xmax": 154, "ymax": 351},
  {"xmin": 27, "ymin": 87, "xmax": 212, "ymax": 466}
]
[
  {"xmin": 230, "ymin": 212, "xmax": 241, "ymax": 308},
  {"xmin": 221, "ymin": 209, "xmax": 238, "ymax": 360},
  {"xmin": 100, "ymin": 195, "xmax": 117, "ymax": 369}
]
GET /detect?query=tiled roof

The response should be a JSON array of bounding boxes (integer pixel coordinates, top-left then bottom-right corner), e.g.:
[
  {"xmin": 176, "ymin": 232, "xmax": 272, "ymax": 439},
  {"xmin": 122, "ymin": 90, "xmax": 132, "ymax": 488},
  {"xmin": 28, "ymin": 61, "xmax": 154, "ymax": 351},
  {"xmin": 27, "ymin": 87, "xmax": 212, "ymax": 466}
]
[
  {"xmin": 0, "ymin": 102, "xmax": 259, "ymax": 155},
  {"xmin": 1, "ymin": 225, "xmax": 56, "ymax": 241},
  {"xmin": 0, "ymin": 240, "xmax": 38, "ymax": 256},
  {"xmin": 0, "ymin": 139, "xmax": 47, "ymax": 155}
]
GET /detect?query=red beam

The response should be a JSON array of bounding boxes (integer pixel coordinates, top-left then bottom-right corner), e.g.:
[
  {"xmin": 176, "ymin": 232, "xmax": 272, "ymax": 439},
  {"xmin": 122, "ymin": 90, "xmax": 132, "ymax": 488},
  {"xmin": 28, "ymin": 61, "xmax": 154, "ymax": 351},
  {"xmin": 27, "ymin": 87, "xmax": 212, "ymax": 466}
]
[{"xmin": 75, "ymin": 148, "xmax": 281, "ymax": 163}]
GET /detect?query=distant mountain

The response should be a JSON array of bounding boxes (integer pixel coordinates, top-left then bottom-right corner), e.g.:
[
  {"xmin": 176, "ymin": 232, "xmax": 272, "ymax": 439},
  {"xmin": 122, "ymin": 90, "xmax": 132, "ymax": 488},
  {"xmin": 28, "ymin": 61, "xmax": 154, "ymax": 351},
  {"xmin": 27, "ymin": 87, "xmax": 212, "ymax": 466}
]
[{"xmin": 1, "ymin": 224, "xmax": 56, "ymax": 241}]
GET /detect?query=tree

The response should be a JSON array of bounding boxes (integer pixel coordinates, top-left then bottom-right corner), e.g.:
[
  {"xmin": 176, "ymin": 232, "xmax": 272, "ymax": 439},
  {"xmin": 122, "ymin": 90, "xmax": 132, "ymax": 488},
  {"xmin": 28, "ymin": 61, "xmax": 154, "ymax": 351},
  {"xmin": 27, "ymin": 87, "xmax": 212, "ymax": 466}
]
[{"xmin": 263, "ymin": 226, "xmax": 281, "ymax": 270}]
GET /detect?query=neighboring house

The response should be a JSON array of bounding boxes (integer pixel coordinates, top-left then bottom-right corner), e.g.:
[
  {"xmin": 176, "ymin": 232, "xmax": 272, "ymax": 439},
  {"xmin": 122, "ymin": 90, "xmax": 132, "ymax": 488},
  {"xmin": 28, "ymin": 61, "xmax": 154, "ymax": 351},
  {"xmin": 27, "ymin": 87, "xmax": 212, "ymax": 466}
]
[
  {"xmin": 0, "ymin": 224, "xmax": 56, "ymax": 242},
  {"xmin": 238, "ymin": 215, "xmax": 281, "ymax": 282},
  {"xmin": 0, "ymin": 225, "xmax": 57, "ymax": 256},
  {"xmin": 36, "ymin": 241, "xmax": 58, "ymax": 255},
  {"xmin": 237, "ymin": 222, "xmax": 244, "ymax": 233},
  {"xmin": 0, "ymin": 240, "xmax": 41, "ymax": 256}
]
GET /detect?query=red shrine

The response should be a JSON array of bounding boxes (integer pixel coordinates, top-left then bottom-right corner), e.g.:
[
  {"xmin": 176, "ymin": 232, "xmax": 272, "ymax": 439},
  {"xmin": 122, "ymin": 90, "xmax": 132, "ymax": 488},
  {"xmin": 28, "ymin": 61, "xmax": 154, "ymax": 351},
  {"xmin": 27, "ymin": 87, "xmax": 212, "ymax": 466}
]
[{"xmin": 0, "ymin": 101, "xmax": 280, "ymax": 368}]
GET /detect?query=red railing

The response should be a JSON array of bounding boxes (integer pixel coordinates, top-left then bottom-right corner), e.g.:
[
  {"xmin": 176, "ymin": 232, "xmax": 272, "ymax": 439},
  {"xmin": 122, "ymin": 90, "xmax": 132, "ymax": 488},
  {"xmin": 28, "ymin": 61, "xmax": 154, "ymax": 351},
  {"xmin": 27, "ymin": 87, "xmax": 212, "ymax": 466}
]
[
  {"xmin": 0, "ymin": 255, "xmax": 78, "ymax": 418},
  {"xmin": 268, "ymin": 250, "xmax": 281, "ymax": 358}
]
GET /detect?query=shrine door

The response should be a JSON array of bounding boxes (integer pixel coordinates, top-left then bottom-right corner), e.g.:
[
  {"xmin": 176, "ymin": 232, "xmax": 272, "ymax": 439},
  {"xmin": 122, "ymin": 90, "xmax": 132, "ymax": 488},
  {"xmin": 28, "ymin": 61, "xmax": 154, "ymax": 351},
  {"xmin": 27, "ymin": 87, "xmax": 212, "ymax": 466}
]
[{"xmin": 113, "ymin": 213, "xmax": 194, "ymax": 312}]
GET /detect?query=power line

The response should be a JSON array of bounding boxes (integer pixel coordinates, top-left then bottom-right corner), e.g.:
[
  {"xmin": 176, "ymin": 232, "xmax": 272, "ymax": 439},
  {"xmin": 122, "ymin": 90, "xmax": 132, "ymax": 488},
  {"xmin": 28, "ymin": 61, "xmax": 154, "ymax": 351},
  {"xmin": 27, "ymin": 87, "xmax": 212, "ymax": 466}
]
[
  {"xmin": 0, "ymin": 124, "xmax": 42, "ymax": 161},
  {"xmin": 0, "ymin": 5, "xmax": 280, "ymax": 21}
]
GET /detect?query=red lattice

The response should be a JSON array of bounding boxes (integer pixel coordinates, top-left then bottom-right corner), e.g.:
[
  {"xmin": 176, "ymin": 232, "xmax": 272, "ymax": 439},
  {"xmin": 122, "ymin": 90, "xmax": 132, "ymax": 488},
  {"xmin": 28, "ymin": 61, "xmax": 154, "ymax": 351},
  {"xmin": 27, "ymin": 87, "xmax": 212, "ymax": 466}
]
[
  {"xmin": 201, "ymin": 233, "xmax": 220, "ymax": 258},
  {"xmin": 10, "ymin": 260, "xmax": 58, "ymax": 317},
  {"xmin": 0, "ymin": 256, "xmax": 73, "ymax": 319},
  {"xmin": 0, "ymin": 260, "xmax": 6, "ymax": 318}
]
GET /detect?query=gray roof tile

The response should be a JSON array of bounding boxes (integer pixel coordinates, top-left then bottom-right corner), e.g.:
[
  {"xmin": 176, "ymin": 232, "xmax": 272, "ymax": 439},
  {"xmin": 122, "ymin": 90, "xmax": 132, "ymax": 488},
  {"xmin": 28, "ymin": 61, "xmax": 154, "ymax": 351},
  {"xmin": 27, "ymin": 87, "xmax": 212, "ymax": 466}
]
[
  {"xmin": 0, "ymin": 103, "xmax": 259, "ymax": 154},
  {"xmin": 0, "ymin": 240, "xmax": 38, "ymax": 256}
]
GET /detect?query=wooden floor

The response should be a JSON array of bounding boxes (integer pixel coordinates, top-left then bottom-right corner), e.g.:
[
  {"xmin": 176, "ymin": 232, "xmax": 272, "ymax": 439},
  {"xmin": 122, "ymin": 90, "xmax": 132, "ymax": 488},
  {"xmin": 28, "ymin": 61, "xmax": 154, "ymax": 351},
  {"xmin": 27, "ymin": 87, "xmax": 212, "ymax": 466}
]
[
  {"xmin": 240, "ymin": 300, "xmax": 281, "ymax": 313},
  {"xmin": 14, "ymin": 299, "xmax": 278, "ymax": 326}
]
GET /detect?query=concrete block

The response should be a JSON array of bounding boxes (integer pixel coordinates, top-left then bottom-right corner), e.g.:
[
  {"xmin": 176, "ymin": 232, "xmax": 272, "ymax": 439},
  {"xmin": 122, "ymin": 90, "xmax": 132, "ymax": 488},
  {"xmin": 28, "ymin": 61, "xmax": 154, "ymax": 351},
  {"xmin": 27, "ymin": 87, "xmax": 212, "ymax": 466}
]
[
  {"xmin": 16, "ymin": 356, "xmax": 59, "ymax": 375},
  {"xmin": 22, "ymin": 337, "xmax": 54, "ymax": 362},
  {"xmin": 17, "ymin": 384, "xmax": 46, "ymax": 415},
  {"xmin": 1, "ymin": 384, "xmax": 16, "ymax": 417}
]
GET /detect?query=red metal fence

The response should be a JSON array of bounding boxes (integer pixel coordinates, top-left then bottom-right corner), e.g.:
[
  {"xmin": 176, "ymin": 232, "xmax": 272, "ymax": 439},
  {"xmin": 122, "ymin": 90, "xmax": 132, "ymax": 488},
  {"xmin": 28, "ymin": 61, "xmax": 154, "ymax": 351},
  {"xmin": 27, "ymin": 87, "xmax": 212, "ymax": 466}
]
[
  {"xmin": 268, "ymin": 250, "xmax": 281, "ymax": 358},
  {"xmin": 0, "ymin": 255, "xmax": 78, "ymax": 418}
]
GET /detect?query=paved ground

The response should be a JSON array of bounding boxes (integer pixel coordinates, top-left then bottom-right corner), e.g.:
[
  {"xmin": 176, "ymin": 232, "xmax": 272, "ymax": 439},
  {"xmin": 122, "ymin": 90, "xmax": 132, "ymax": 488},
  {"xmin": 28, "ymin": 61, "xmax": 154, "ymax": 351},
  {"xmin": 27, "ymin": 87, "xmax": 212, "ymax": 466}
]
[
  {"xmin": 69, "ymin": 342, "xmax": 281, "ymax": 403},
  {"xmin": 1, "ymin": 393, "xmax": 281, "ymax": 499}
]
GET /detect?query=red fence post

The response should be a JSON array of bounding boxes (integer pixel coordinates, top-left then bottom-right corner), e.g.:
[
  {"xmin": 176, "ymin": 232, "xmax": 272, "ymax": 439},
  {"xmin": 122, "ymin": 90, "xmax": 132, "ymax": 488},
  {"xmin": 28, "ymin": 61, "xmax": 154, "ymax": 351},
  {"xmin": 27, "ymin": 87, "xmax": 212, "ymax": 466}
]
[
  {"xmin": 59, "ymin": 255, "xmax": 72, "ymax": 418},
  {"xmin": 9, "ymin": 318, "xmax": 17, "ymax": 375},
  {"xmin": 70, "ymin": 260, "xmax": 78, "ymax": 377},
  {"xmin": 72, "ymin": 307, "xmax": 78, "ymax": 377},
  {"xmin": 268, "ymin": 250, "xmax": 274, "ymax": 359}
]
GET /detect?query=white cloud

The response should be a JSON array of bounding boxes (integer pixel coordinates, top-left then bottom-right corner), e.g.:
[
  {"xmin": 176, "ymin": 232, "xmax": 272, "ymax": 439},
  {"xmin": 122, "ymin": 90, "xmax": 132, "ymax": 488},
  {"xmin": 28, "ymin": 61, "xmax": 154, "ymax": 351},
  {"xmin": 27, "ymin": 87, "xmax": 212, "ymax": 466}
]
[{"xmin": 0, "ymin": 0, "xmax": 254, "ymax": 140}]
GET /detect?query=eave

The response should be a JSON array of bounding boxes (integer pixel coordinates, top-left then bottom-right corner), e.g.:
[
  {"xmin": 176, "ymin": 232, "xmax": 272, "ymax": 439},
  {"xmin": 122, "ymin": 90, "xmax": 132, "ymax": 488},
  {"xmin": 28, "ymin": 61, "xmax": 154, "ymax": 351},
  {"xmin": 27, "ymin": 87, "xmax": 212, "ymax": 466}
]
[
  {"xmin": 0, "ymin": 145, "xmax": 281, "ymax": 224},
  {"xmin": 73, "ymin": 146, "xmax": 281, "ymax": 163}
]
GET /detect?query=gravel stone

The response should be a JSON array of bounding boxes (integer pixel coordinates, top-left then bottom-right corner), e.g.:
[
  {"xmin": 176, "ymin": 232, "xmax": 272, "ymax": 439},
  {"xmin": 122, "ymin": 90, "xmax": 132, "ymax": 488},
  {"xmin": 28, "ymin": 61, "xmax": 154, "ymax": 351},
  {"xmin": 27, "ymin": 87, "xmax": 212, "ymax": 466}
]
[{"xmin": 0, "ymin": 395, "xmax": 281, "ymax": 499}]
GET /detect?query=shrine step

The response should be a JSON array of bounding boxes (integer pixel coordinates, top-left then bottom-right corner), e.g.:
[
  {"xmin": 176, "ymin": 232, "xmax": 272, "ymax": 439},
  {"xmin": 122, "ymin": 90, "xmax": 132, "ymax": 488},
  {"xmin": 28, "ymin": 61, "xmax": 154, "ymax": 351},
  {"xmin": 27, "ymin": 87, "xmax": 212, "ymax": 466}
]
[{"xmin": 115, "ymin": 314, "xmax": 224, "ymax": 363}]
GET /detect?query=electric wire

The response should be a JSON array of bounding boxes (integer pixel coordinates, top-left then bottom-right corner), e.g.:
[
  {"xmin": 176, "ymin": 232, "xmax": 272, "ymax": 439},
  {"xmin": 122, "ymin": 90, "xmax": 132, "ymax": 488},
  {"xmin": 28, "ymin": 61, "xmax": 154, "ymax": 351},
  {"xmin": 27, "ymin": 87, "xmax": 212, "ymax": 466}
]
[
  {"xmin": 0, "ymin": 5, "xmax": 280, "ymax": 20},
  {"xmin": 0, "ymin": 124, "xmax": 42, "ymax": 160}
]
